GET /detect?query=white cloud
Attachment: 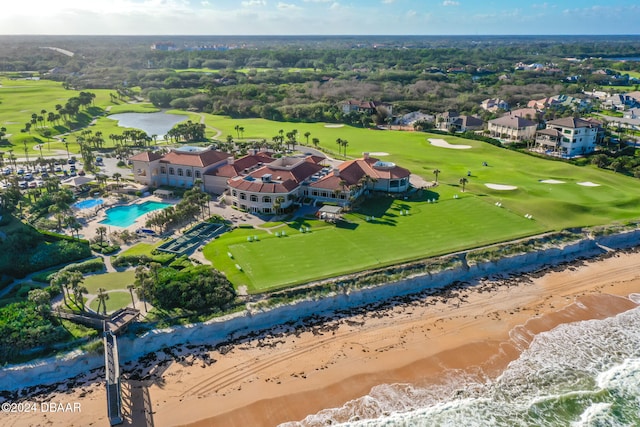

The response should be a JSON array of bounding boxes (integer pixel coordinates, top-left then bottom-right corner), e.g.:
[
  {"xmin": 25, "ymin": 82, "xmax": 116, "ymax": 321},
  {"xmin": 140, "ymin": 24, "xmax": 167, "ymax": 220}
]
[
  {"xmin": 241, "ymin": 0, "xmax": 267, "ymax": 6},
  {"xmin": 382, "ymin": 0, "xmax": 397, "ymax": 4},
  {"xmin": 442, "ymin": 0, "xmax": 459, "ymax": 6},
  {"xmin": 406, "ymin": 10, "xmax": 417, "ymax": 17},
  {"xmin": 277, "ymin": 2, "xmax": 302, "ymax": 10}
]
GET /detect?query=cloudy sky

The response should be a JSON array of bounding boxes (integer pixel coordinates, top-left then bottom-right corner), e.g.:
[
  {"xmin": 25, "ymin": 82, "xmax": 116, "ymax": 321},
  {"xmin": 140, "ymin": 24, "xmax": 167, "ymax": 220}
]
[{"xmin": 0, "ymin": 1, "xmax": 638, "ymax": 35}]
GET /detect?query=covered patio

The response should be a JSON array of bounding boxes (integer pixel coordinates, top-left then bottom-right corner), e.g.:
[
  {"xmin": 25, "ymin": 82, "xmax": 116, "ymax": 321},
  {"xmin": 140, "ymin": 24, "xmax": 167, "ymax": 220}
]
[{"xmin": 317, "ymin": 205, "xmax": 343, "ymax": 223}]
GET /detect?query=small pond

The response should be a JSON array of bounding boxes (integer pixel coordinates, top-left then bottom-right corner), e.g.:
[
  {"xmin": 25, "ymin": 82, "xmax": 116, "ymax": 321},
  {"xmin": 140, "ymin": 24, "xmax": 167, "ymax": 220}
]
[{"xmin": 107, "ymin": 112, "xmax": 188, "ymax": 138}]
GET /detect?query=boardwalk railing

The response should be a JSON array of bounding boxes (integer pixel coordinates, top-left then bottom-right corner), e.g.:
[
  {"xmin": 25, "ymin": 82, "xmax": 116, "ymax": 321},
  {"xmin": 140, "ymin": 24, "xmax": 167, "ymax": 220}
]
[{"xmin": 104, "ymin": 329, "xmax": 123, "ymax": 426}]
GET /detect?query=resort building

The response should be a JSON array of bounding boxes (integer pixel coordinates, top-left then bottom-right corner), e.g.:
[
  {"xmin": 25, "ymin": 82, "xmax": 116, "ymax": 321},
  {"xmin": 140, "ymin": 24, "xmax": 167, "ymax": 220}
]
[
  {"xmin": 436, "ymin": 111, "xmax": 484, "ymax": 132},
  {"xmin": 488, "ymin": 114, "xmax": 538, "ymax": 142},
  {"xmin": 130, "ymin": 146, "xmax": 231, "ymax": 189},
  {"xmin": 306, "ymin": 153, "xmax": 411, "ymax": 206},
  {"xmin": 131, "ymin": 150, "xmax": 412, "ymax": 214},
  {"xmin": 203, "ymin": 152, "xmax": 275, "ymax": 195},
  {"xmin": 534, "ymin": 117, "xmax": 602, "ymax": 157},
  {"xmin": 227, "ymin": 155, "xmax": 326, "ymax": 214}
]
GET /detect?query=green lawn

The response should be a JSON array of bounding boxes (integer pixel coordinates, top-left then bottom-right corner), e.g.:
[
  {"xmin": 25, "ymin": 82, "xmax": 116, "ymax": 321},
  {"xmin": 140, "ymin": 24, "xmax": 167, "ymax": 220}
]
[
  {"xmin": 201, "ymin": 120, "xmax": 640, "ymax": 292},
  {"xmin": 204, "ymin": 195, "xmax": 548, "ymax": 293},
  {"xmin": 83, "ymin": 270, "xmax": 136, "ymax": 294},
  {"xmin": 89, "ymin": 291, "xmax": 133, "ymax": 313}
]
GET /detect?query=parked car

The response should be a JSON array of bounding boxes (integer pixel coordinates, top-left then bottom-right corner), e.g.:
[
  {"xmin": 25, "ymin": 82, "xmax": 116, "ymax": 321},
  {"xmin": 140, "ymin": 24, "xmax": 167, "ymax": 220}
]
[
  {"xmin": 55, "ymin": 165, "xmax": 62, "ymax": 172},
  {"xmin": 3, "ymin": 168, "xmax": 11, "ymax": 175},
  {"xmin": 18, "ymin": 181, "xmax": 27, "ymax": 189},
  {"xmin": 69, "ymin": 165, "xmax": 76, "ymax": 172},
  {"xmin": 17, "ymin": 168, "xmax": 24, "ymax": 175},
  {"xmin": 77, "ymin": 170, "xmax": 86, "ymax": 176},
  {"xmin": 67, "ymin": 158, "xmax": 76, "ymax": 165},
  {"xmin": 24, "ymin": 172, "xmax": 33, "ymax": 181}
]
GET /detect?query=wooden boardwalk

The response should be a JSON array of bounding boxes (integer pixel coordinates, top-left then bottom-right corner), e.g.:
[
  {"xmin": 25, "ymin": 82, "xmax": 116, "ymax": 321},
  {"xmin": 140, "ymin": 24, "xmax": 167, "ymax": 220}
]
[{"xmin": 104, "ymin": 330, "xmax": 123, "ymax": 425}]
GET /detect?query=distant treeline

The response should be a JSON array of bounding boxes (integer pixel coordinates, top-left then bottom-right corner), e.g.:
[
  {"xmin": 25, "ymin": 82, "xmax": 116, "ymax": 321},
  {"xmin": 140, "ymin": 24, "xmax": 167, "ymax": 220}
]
[{"xmin": 1, "ymin": 36, "xmax": 639, "ymax": 122}]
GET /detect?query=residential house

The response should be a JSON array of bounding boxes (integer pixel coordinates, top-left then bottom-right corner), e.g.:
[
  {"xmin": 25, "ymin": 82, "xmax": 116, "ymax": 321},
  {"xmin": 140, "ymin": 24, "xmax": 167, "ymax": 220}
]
[
  {"xmin": 341, "ymin": 100, "xmax": 393, "ymax": 116},
  {"xmin": 534, "ymin": 117, "xmax": 602, "ymax": 157},
  {"xmin": 509, "ymin": 108, "xmax": 540, "ymax": 122},
  {"xmin": 480, "ymin": 98, "xmax": 509, "ymax": 112},
  {"xmin": 436, "ymin": 112, "xmax": 483, "ymax": 132},
  {"xmin": 488, "ymin": 114, "xmax": 537, "ymax": 142}
]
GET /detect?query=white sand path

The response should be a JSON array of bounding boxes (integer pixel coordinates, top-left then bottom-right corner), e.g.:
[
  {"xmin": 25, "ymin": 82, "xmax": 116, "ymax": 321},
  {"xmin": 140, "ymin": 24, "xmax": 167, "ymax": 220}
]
[{"xmin": 428, "ymin": 138, "xmax": 472, "ymax": 149}]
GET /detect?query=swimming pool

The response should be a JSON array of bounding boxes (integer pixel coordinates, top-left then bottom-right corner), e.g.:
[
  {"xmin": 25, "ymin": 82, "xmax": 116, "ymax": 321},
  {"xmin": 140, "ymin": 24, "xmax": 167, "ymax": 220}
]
[
  {"xmin": 73, "ymin": 198, "xmax": 104, "ymax": 210},
  {"xmin": 99, "ymin": 201, "xmax": 171, "ymax": 228}
]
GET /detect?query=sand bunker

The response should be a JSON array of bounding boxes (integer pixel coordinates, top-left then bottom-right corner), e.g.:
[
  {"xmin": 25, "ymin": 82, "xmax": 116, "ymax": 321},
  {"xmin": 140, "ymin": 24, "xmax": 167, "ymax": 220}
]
[
  {"xmin": 368, "ymin": 152, "xmax": 390, "ymax": 156},
  {"xmin": 324, "ymin": 124, "xmax": 345, "ymax": 128},
  {"xmin": 485, "ymin": 183, "xmax": 518, "ymax": 190},
  {"xmin": 428, "ymin": 138, "xmax": 472, "ymax": 150},
  {"xmin": 577, "ymin": 181, "xmax": 601, "ymax": 187},
  {"xmin": 540, "ymin": 179, "xmax": 566, "ymax": 184}
]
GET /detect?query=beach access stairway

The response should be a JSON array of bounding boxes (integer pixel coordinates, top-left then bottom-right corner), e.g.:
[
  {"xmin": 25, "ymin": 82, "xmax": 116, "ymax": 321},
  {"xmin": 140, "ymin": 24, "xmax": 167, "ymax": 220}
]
[
  {"xmin": 104, "ymin": 330, "xmax": 123, "ymax": 425},
  {"xmin": 57, "ymin": 308, "xmax": 140, "ymax": 335}
]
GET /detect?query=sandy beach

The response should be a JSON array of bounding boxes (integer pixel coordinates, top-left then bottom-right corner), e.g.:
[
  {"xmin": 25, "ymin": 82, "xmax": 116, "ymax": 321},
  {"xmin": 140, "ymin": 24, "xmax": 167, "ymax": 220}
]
[{"xmin": 3, "ymin": 248, "xmax": 640, "ymax": 427}]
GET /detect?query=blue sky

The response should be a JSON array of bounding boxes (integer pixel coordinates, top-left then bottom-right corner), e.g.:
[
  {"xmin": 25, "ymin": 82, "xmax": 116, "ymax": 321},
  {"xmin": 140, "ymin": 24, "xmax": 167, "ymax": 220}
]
[{"xmin": 0, "ymin": 1, "xmax": 639, "ymax": 35}]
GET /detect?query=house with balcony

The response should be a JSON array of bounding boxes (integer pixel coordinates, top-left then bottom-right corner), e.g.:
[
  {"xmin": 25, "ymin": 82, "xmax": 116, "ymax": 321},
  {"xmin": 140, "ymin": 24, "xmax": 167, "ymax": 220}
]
[
  {"xmin": 436, "ymin": 111, "xmax": 483, "ymax": 132},
  {"xmin": 488, "ymin": 114, "xmax": 537, "ymax": 142},
  {"xmin": 534, "ymin": 117, "xmax": 602, "ymax": 157},
  {"xmin": 305, "ymin": 153, "xmax": 411, "ymax": 206}
]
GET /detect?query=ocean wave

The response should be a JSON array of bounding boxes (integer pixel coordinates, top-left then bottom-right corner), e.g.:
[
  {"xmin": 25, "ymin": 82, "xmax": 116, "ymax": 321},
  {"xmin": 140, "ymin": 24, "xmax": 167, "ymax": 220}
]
[{"xmin": 282, "ymin": 306, "xmax": 640, "ymax": 427}]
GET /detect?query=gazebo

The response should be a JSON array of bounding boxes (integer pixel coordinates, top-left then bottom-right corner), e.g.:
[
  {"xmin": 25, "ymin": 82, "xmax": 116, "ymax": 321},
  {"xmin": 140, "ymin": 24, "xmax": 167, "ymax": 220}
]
[{"xmin": 317, "ymin": 205, "xmax": 343, "ymax": 222}]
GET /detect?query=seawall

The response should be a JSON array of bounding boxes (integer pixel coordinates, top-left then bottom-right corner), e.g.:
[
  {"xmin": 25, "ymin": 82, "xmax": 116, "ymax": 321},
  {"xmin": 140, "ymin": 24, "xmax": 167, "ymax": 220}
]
[{"xmin": 2, "ymin": 229, "xmax": 638, "ymax": 392}]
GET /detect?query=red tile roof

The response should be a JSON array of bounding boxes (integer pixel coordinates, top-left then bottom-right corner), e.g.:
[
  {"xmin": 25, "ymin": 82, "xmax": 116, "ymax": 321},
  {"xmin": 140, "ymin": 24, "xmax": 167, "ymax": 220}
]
[
  {"xmin": 159, "ymin": 149, "xmax": 231, "ymax": 167},
  {"xmin": 228, "ymin": 156, "xmax": 324, "ymax": 193},
  {"xmin": 311, "ymin": 157, "xmax": 410, "ymax": 190},
  {"xmin": 205, "ymin": 153, "xmax": 275, "ymax": 178},
  {"xmin": 130, "ymin": 151, "xmax": 163, "ymax": 162}
]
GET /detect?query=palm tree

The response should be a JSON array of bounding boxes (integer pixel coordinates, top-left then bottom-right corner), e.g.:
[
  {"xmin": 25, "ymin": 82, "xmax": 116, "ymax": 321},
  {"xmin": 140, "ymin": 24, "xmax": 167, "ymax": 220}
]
[
  {"xmin": 341, "ymin": 139, "xmax": 349, "ymax": 158},
  {"xmin": 63, "ymin": 138, "xmax": 70, "ymax": 160},
  {"xmin": 96, "ymin": 288, "xmax": 110, "ymax": 315},
  {"xmin": 304, "ymin": 131, "xmax": 311, "ymax": 145},
  {"xmin": 127, "ymin": 284, "xmax": 136, "ymax": 309},
  {"xmin": 68, "ymin": 271, "xmax": 86, "ymax": 312},
  {"xmin": 336, "ymin": 138, "xmax": 343, "ymax": 156},
  {"xmin": 312, "ymin": 137, "xmax": 320, "ymax": 148},
  {"xmin": 433, "ymin": 169, "xmax": 441, "ymax": 183},
  {"xmin": 134, "ymin": 265, "xmax": 150, "ymax": 312},
  {"xmin": 272, "ymin": 196, "xmax": 285, "ymax": 214},
  {"xmin": 234, "ymin": 124, "xmax": 241, "ymax": 138},
  {"xmin": 459, "ymin": 177, "xmax": 468, "ymax": 192},
  {"xmin": 112, "ymin": 172, "xmax": 122, "ymax": 188},
  {"xmin": 95, "ymin": 226, "xmax": 107, "ymax": 247}
]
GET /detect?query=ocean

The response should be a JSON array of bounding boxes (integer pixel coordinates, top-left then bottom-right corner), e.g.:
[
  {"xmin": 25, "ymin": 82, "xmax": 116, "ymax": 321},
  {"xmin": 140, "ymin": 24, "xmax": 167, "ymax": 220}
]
[{"xmin": 285, "ymin": 297, "xmax": 640, "ymax": 427}]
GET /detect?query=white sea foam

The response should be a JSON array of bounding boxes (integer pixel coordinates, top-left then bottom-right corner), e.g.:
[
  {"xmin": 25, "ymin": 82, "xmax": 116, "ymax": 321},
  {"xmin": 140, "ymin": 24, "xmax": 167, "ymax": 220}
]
[{"xmin": 282, "ymin": 306, "xmax": 640, "ymax": 427}]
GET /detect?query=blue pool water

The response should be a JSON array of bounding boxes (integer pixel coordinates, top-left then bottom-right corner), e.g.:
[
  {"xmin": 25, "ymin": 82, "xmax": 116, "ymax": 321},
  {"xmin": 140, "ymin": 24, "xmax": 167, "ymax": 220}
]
[
  {"xmin": 99, "ymin": 201, "xmax": 171, "ymax": 228},
  {"xmin": 73, "ymin": 198, "xmax": 104, "ymax": 210}
]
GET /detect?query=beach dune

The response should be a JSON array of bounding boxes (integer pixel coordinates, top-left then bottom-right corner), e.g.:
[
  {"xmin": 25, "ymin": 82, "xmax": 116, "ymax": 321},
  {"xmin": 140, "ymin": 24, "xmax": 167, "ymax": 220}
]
[{"xmin": 3, "ymin": 250, "xmax": 640, "ymax": 427}]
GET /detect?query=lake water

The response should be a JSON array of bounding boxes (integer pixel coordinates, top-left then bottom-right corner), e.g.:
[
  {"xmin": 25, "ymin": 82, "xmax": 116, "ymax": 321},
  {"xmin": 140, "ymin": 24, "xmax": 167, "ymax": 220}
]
[{"xmin": 107, "ymin": 112, "xmax": 187, "ymax": 138}]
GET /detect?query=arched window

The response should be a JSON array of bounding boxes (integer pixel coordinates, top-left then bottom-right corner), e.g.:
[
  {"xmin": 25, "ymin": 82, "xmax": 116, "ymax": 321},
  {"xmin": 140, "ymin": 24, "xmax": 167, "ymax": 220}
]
[
  {"xmin": 262, "ymin": 196, "xmax": 271, "ymax": 203},
  {"xmin": 250, "ymin": 195, "xmax": 258, "ymax": 202},
  {"xmin": 239, "ymin": 193, "xmax": 246, "ymax": 200},
  {"xmin": 186, "ymin": 170, "xmax": 192, "ymax": 177},
  {"xmin": 195, "ymin": 171, "xmax": 201, "ymax": 179},
  {"xmin": 178, "ymin": 169, "xmax": 184, "ymax": 176},
  {"xmin": 169, "ymin": 167, "xmax": 175, "ymax": 175}
]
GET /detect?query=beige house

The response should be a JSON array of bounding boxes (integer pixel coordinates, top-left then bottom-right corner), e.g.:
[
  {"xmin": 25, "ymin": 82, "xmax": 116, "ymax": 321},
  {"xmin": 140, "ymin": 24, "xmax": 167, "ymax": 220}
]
[
  {"xmin": 488, "ymin": 114, "xmax": 538, "ymax": 142},
  {"xmin": 535, "ymin": 117, "xmax": 602, "ymax": 157}
]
